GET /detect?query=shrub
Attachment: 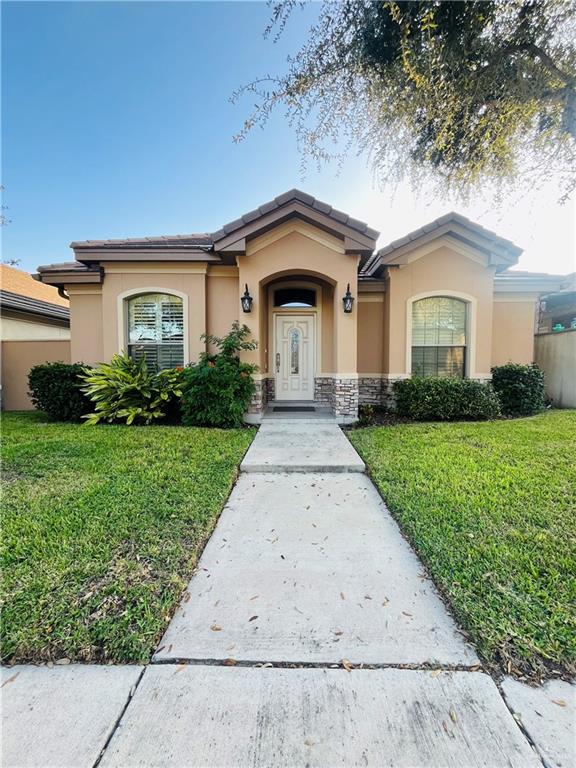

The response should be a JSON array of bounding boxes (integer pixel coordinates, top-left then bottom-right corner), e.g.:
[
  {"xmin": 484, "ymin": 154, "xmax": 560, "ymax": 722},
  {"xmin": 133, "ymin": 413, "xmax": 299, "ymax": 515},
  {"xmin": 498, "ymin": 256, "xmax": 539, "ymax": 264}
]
[
  {"xmin": 180, "ymin": 322, "xmax": 257, "ymax": 428},
  {"xmin": 358, "ymin": 403, "xmax": 377, "ymax": 426},
  {"xmin": 28, "ymin": 362, "xmax": 92, "ymax": 421},
  {"xmin": 491, "ymin": 363, "xmax": 546, "ymax": 416},
  {"xmin": 80, "ymin": 354, "xmax": 184, "ymax": 425},
  {"xmin": 393, "ymin": 377, "xmax": 501, "ymax": 421}
]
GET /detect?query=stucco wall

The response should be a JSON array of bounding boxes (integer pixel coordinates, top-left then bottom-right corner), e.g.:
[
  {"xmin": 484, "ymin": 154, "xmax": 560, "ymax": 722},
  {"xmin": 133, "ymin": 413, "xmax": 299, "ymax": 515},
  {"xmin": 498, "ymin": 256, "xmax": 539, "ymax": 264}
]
[
  {"xmin": 99, "ymin": 264, "xmax": 208, "ymax": 364},
  {"xmin": 386, "ymin": 245, "xmax": 495, "ymax": 378},
  {"xmin": 357, "ymin": 297, "xmax": 385, "ymax": 374},
  {"xmin": 535, "ymin": 331, "xmax": 576, "ymax": 408},
  {"xmin": 240, "ymin": 223, "xmax": 359, "ymax": 374},
  {"xmin": 491, "ymin": 298, "xmax": 537, "ymax": 366},
  {"xmin": 1, "ymin": 340, "xmax": 71, "ymax": 410},
  {"xmin": 206, "ymin": 269, "xmax": 240, "ymax": 352},
  {"xmin": 1, "ymin": 316, "xmax": 70, "ymax": 341},
  {"xmin": 69, "ymin": 291, "xmax": 104, "ymax": 365}
]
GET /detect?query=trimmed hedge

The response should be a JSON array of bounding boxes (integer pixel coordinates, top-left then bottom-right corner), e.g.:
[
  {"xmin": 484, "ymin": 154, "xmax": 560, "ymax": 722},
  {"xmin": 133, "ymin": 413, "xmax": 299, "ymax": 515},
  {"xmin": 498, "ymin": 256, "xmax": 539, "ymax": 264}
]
[
  {"xmin": 393, "ymin": 377, "xmax": 501, "ymax": 421},
  {"xmin": 28, "ymin": 362, "xmax": 92, "ymax": 422},
  {"xmin": 491, "ymin": 363, "xmax": 545, "ymax": 416}
]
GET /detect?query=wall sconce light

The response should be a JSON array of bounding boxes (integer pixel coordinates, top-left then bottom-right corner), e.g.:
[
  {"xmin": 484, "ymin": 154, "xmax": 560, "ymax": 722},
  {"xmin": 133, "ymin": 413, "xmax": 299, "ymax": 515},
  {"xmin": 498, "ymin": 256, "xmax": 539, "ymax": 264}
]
[
  {"xmin": 342, "ymin": 283, "xmax": 354, "ymax": 313},
  {"xmin": 241, "ymin": 284, "xmax": 253, "ymax": 313}
]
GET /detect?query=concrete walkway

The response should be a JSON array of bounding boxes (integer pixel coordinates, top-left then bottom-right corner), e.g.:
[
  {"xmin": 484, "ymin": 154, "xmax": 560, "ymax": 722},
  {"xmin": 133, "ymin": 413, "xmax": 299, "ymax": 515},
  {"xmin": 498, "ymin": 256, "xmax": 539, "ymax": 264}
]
[{"xmin": 2, "ymin": 420, "xmax": 572, "ymax": 767}]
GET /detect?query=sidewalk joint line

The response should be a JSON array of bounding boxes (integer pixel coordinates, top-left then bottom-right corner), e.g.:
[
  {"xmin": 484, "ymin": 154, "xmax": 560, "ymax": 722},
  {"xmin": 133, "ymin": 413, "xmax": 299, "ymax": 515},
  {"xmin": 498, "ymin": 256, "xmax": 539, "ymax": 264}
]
[
  {"xmin": 92, "ymin": 666, "xmax": 146, "ymax": 768},
  {"xmin": 150, "ymin": 658, "xmax": 485, "ymax": 672}
]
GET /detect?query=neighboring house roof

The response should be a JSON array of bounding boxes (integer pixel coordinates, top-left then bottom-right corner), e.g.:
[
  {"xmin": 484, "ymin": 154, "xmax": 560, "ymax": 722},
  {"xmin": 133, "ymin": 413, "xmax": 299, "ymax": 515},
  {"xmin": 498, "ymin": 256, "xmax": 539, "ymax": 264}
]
[
  {"xmin": 1, "ymin": 264, "xmax": 70, "ymax": 323},
  {"xmin": 1, "ymin": 263, "xmax": 69, "ymax": 307},
  {"xmin": 1, "ymin": 289, "xmax": 70, "ymax": 322},
  {"xmin": 363, "ymin": 212, "xmax": 523, "ymax": 276}
]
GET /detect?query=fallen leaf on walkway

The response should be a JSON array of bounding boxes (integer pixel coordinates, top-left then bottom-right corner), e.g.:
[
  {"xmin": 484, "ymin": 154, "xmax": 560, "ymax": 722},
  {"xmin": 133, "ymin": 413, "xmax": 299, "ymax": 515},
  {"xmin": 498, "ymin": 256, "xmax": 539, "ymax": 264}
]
[
  {"xmin": 226, "ymin": 644, "xmax": 236, "ymax": 651},
  {"xmin": 304, "ymin": 739, "xmax": 315, "ymax": 747},
  {"xmin": 442, "ymin": 721, "xmax": 454, "ymax": 738},
  {"xmin": 340, "ymin": 592, "xmax": 346, "ymax": 600},
  {"xmin": 223, "ymin": 658, "xmax": 237, "ymax": 666},
  {"xmin": 249, "ymin": 595, "xmax": 259, "ymax": 601},
  {"xmin": 449, "ymin": 707, "xmax": 458, "ymax": 724},
  {"xmin": 430, "ymin": 669, "xmax": 442, "ymax": 678},
  {"xmin": 183, "ymin": 592, "xmax": 191, "ymax": 603},
  {"xmin": 249, "ymin": 615, "xmax": 258, "ymax": 622},
  {"xmin": 364, "ymin": 595, "xmax": 372, "ymax": 600},
  {"xmin": 342, "ymin": 658, "xmax": 354, "ymax": 672},
  {"xmin": 552, "ymin": 699, "xmax": 567, "ymax": 707},
  {"xmin": 402, "ymin": 612, "xmax": 413, "ymax": 617},
  {"xmin": 210, "ymin": 624, "xmax": 222, "ymax": 631},
  {"xmin": 334, "ymin": 630, "xmax": 343, "ymax": 636},
  {"xmin": 1, "ymin": 672, "xmax": 19, "ymax": 688},
  {"xmin": 382, "ymin": 597, "xmax": 390, "ymax": 606}
]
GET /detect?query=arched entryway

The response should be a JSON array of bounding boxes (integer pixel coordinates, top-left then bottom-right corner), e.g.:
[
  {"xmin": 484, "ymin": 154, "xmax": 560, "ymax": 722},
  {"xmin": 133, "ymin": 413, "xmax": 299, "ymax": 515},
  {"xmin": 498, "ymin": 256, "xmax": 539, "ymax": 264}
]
[{"xmin": 263, "ymin": 274, "xmax": 335, "ymax": 403}]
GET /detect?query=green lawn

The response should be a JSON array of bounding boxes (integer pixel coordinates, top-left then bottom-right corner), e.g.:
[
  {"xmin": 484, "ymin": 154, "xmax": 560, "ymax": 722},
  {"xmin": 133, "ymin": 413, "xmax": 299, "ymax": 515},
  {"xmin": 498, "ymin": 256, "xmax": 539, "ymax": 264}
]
[
  {"xmin": 1, "ymin": 412, "xmax": 254, "ymax": 664},
  {"xmin": 349, "ymin": 411, "xmax": 576, "ymax": 679}
]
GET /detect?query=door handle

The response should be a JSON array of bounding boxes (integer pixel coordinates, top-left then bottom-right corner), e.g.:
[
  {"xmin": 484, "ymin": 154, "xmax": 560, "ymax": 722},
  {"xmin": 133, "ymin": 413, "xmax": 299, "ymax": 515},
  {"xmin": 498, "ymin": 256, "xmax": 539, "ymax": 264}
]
[{"xmin": 276, "ymin": 353, "xmax": 280, "ymax": 373}]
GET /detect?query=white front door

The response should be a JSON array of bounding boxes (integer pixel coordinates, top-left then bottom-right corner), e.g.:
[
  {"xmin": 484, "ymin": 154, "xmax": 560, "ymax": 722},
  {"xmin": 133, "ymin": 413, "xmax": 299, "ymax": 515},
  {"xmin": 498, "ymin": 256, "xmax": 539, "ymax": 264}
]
[{"xmin": 274, "ymin": 315, "xmax": 315, "ymax": 401}]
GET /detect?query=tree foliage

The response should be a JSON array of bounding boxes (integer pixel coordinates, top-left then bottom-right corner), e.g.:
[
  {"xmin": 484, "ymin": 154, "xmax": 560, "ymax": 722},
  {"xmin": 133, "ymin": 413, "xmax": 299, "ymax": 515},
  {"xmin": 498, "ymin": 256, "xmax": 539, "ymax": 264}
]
[{"xmin": 235, "ymin": 0, "xmax": 576, "ymax": 200}]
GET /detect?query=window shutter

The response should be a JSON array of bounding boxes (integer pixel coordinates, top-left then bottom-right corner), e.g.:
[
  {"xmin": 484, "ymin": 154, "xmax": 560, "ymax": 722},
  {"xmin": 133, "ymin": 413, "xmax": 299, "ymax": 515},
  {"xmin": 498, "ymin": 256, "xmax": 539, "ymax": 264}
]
[{"xmin": 127, "ymin": 294, "xmax": 184, "ymax": 370}]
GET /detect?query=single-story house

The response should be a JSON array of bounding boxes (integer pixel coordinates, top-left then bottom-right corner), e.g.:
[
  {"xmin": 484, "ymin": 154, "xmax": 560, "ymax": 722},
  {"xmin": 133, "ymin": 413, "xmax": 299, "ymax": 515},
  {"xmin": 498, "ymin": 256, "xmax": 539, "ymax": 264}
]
[
  {"xmin": 1, "ymin": 264, "xmax": 71, "ymax": 410},
  {"xmin": 35, "ymin": 189, "xmax": 567, "ymax": 422}
]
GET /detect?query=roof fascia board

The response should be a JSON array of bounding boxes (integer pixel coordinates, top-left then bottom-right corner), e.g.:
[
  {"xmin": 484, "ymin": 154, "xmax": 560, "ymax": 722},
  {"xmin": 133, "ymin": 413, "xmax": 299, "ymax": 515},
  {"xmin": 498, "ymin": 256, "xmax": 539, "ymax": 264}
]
[
  {"xmin": 36, "ymin": 270, "xmax": 103, "ymax": 285},
  {"xmin": 74, "ymin": 250, "xmax": 221, "ymax": 263}
]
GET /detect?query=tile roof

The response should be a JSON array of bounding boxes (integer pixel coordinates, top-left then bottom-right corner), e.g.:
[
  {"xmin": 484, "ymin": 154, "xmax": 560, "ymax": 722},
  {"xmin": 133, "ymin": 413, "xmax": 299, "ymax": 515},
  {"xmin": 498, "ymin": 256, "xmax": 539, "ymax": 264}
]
[
  {"xmin": 0, "ymin": 264, "xmax": 69, "ymax": 307},
  {"xmin": 212, "ymin": 189, "xmax": 380, "ymax": 242},
  {"xmin": 377, "ymin": 212, "xmax": 521, "ymax": 258},
  {"xmin": 361, "ymin": 212, "xmax": 522, "ymax": 276},
  {"xmin": 71, "ymin": 234, "xmax": 213, "ymax": 250},
  {"xmin": 68, "ymin": 189, "xmax": 379, "ymax": 252}
]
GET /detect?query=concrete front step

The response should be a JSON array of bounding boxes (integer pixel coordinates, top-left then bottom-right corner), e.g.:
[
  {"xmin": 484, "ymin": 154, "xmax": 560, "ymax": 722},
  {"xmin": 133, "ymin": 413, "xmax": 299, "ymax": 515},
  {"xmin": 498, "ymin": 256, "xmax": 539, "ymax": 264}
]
[
  {"xmin": 240, "ymin": 421, "xmax": 365, "ymax": 473},
  {"xmin": 154, "ymin": 473, "xmax": 477, "ymax": 666},
  {"xmin": 100, "ymin": 665, "xmax": 541, "ymax": 768}
]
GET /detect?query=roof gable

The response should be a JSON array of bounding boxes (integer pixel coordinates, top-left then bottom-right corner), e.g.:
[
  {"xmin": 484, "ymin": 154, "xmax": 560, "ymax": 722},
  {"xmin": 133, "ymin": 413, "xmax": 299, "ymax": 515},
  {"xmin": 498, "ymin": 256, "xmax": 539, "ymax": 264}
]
[
  {"xmin": 212, "ymin": 189, "xmax": 379, "ymax": 257},
  {"xmin": 363, "ymin": 212, "xmax": 522, "ymax": 276}
]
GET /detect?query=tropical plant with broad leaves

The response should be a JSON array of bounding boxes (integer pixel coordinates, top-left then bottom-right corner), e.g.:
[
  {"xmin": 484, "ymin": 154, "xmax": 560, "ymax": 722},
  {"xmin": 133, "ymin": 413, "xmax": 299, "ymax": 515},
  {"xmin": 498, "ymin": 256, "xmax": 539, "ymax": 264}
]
[{"xmin": 80, "ymin": 353, "xmax": 184, "ymax": 425}]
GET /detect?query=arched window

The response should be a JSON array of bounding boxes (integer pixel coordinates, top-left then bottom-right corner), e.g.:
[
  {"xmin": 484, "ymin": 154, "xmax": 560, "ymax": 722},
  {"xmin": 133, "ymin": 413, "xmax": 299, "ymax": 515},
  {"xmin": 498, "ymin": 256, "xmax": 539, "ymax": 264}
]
[
  {"xmin": 411, "ymin": 297, "xmax": 467, "ymax": 378},
  {"xmin": 126, "ymin": 293, "xmax": 184, "ymax": 371}
]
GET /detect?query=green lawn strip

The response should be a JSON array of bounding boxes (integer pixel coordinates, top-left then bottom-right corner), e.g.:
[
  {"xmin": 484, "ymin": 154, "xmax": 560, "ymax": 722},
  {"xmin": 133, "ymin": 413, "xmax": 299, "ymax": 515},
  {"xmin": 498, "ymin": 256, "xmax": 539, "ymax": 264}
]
[
  {"xmin": 349, "ymin": 411, "xmax": 576, "ymax": 678},
  {"xmin": 1, "ymin": 412, "xmax": 254, "ymax": 664}
]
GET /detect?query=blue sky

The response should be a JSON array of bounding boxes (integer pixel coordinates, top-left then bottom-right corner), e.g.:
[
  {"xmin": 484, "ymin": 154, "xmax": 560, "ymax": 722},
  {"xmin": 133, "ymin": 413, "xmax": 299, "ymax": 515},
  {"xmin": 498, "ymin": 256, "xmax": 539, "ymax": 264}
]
[{"xmin": 2, "ymin": 1, "xmax": 575, "ymax": 275}]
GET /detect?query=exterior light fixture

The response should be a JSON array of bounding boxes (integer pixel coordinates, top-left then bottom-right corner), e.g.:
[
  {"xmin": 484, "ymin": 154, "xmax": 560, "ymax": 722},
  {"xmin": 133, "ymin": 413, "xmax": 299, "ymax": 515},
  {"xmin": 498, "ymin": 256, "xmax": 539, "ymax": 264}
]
[
  {"xmin": 241, "ymin": 284, "xmax": 253, "ymax": 313},
  {"xmin": 342, "ymin": 283, "xmax": 354, "ymax": 313}
]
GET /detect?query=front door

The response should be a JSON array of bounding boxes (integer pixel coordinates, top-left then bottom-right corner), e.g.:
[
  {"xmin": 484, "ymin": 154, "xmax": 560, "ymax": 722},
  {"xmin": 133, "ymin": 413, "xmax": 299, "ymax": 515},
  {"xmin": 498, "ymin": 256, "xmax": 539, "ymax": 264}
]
[{"xmin": 274, "ymin": 314, "xmax": 315, "ymax": 400}]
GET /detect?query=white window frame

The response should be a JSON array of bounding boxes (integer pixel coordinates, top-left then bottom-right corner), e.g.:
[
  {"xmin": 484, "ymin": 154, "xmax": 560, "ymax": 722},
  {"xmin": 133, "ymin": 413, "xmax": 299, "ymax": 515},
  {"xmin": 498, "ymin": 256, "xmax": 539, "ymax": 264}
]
[
  {"xmin": 406, "ymin": 291, "xmax": 477, "ymax": 378},
  {"xmin": 117, "ymin": 287, "xmax": 190, "ymax": 366}
]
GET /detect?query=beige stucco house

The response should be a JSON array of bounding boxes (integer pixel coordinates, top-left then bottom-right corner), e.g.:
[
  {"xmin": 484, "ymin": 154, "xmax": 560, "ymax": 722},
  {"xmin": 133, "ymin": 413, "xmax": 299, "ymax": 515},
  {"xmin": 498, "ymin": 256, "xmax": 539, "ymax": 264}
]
[{"xmin": 35, "ymin": 189, "xmax": 565, "ymax": 422}]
